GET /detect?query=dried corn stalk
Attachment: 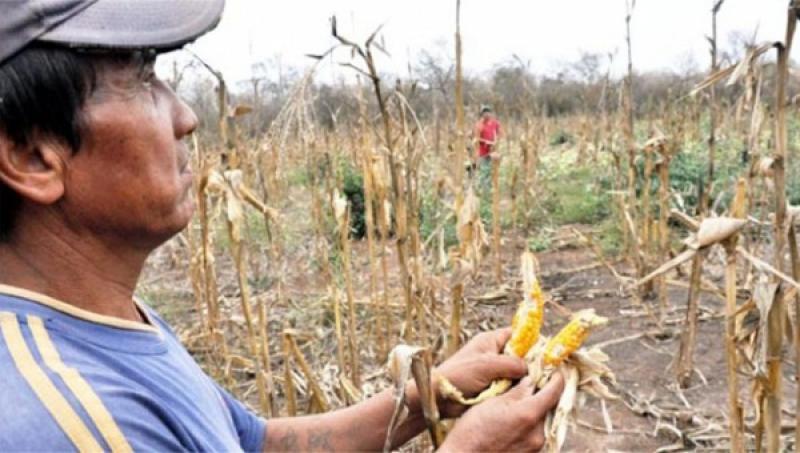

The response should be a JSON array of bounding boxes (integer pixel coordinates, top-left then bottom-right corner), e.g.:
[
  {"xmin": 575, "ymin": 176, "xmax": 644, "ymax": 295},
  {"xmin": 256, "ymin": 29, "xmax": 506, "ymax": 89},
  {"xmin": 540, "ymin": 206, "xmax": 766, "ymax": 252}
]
[
  {"xmin": 207, "ymin": 169, "xmax": 277, "ymax": 415},
  {"xmin": 456, "ymin": 187, "xmax": 489, "ymax": 265}
]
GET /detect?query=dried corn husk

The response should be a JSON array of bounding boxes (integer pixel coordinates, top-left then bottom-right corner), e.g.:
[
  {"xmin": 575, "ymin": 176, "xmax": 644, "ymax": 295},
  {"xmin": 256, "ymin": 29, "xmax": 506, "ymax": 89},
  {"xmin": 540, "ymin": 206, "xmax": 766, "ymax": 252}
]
[
  {"xmin": 333, "ymin": 189, "xmax": 348, "ymax": 229},
  {"xmin": 690, "ymin": 217, "xmax": 749, "ymax": 249},
  {"xmin": 456, "ymin": 188, "xmax": 489, "ymax": 264},
  {"xmin": 751, "ymin": 156, "xmax": 776, "ymax": 179},
  {"xmin": 546, "ymin": 365, "xmax": 579, "ymax": 453},
  {"xmin": 726, "ymin": 42, "xmax": 776, "ymax": 87},
  {"xmin": 787, "ymin": 205, "xmax": 800, "ymax": 225},
  {"xmin": 385, "ymin": 345, "xmax": 443, "ymax": 451},
  {"xmin": 206, "ymin": 169, "xmax": 246, "ymax": 243},
  {"xmin": 642, "ymin": 133, "xmax": 667, "ymax": 153},
  {"xmin": 532, "ymin": 328, "xmax": 616, "ymax": 453},
  {"xmin": 690, "ymin": 65, "xmax": 737, "ymax": 97}
]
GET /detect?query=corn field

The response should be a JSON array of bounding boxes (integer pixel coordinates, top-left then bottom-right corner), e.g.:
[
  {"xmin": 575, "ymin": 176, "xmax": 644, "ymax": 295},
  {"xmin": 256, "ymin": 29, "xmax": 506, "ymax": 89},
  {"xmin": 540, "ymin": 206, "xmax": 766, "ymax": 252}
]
[{"xmin": 138, "ymin": 2, "xmax": 800, "ymax": 451}]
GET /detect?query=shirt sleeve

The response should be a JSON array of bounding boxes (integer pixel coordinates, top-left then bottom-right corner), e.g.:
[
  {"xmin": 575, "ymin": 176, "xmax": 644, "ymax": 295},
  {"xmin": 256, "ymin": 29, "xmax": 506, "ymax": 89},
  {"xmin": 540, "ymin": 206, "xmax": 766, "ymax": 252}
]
[{"xmin": 214, "ymin": 383, "xmax": 267, "ymax": 452}]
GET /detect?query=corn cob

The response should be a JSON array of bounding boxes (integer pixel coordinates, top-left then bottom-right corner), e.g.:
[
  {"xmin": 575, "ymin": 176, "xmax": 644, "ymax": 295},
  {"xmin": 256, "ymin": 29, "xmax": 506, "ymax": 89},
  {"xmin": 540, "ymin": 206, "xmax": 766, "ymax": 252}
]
[
  {"xmin": 543, "ymin": 309, "xmax": 608, "ymax": 367},
  {"xmin": 505, "ymin": 275, "xmax": 545, "ymax": 358},
  {"xmin": 439, "ymin": 252, "xmax": 545, "ymax": 405}
]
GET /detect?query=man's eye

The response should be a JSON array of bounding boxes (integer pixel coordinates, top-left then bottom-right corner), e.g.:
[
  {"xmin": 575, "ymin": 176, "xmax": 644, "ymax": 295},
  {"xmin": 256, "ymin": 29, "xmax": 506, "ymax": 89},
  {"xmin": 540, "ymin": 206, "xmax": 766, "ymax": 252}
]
[{"xmin": 141, "ymin": 69, "xmax": 157, "ymax": 88}]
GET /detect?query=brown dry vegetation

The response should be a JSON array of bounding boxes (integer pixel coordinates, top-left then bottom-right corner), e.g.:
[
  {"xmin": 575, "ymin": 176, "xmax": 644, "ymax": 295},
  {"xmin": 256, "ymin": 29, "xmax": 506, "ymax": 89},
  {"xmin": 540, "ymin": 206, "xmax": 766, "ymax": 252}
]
[{"xmin": 137, "ymin": 2, "xmax": 800, "ymax": 451}]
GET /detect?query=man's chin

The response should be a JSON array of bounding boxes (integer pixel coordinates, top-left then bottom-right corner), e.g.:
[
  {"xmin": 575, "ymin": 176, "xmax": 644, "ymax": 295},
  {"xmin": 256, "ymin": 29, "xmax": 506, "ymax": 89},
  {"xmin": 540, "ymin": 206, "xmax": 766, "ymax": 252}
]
[{"xmin": 151, "ymin": 202, "xmax": 196, "ymax": 246}]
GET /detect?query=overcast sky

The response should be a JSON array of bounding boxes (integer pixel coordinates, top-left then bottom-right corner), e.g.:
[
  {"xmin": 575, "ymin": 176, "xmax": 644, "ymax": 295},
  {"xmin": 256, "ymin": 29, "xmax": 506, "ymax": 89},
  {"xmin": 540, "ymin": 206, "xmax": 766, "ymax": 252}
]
[{"xmin": 172, "ymin": 0, "xmax": 792, "ymax": 86}]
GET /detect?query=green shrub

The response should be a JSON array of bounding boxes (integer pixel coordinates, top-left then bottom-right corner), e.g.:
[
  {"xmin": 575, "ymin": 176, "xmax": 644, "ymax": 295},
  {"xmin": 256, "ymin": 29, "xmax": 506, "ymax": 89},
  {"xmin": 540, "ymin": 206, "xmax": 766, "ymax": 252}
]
[
  {"xmin": 547, "ymin": 167, "xmax": 612, "ymax": 225},
  {"xmin": 527, "ymin": 234, "xmax": 552, "ymax": 252},
  {"xmin": 549, "ymin": 130, "xmax": 573, "ymax": 146},
  {"xmin": 337, "ymin": 158, "xmax": 367, "ymax": 239}
]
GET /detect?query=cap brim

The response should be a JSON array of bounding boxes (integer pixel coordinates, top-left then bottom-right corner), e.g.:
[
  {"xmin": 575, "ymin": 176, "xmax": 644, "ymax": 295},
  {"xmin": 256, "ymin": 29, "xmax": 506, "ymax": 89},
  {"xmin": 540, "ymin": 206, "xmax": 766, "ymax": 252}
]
[{"xmin": 38, "ymin": 0, "xmax": 224, "ymax": 53}]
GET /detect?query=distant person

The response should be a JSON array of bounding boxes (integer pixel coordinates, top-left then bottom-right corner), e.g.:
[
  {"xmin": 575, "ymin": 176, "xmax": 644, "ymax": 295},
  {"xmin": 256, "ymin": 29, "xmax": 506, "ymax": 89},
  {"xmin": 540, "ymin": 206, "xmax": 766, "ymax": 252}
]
[
  {"xmin": 473, "ymin": 105, "xmax": 502, "ymax": 189},
  {"xmin": 0, "ymin": 1, "xmax": 562, "ymax": 452}
]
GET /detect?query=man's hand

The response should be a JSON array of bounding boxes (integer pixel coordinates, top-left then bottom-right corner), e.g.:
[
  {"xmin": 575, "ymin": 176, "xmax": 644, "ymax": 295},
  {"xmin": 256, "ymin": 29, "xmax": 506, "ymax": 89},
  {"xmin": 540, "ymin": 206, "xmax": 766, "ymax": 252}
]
[
  {"xmin": 438, "ymin": 374, "xmax": 565, "ymax": 453},
  {"xmin": 433, "ymin": 328, "xmax": 528, "ymax": 418}
]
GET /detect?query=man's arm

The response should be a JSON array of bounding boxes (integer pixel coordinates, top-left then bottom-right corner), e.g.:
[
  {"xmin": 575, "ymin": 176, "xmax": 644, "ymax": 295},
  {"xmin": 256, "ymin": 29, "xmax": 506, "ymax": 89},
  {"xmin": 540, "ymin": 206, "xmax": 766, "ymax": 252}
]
[
  {"xmin": 264, "ymin": 385, "xmax": 425, "ymax": 452},
  {"xmin": 263, "ymin": 371, "xmax": 564, "ymax": 453},
  {"xmin": 262, "ymin": 329, "xmax": 534, "ymax": 452}
]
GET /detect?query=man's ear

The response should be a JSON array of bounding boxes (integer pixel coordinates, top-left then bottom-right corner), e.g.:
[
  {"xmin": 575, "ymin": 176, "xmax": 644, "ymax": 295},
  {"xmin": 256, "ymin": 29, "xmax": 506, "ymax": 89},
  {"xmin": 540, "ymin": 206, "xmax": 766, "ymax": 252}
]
[{"xmin": 0, "ymin": 133, "xmax": 68, "ymax": 206}]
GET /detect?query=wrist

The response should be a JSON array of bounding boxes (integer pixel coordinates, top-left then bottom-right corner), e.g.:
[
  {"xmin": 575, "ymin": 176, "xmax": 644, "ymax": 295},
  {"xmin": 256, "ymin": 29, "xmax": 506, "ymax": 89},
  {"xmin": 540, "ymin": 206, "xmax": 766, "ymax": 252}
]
[
  {"xmin": 437, "ymin": 429, "xmax": 475, "ymax": 453},
  {"xmin": 404, "ymin": 373, "xmax": 446, "ymax": 415}
]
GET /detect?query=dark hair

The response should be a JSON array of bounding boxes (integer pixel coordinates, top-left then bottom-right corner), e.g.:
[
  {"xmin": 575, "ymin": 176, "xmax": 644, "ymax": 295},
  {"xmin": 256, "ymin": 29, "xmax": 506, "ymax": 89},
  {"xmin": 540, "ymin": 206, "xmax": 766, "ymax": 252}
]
[{"xmin": 0, "ymin": 44, "xmax": 97, "ymax": 241}]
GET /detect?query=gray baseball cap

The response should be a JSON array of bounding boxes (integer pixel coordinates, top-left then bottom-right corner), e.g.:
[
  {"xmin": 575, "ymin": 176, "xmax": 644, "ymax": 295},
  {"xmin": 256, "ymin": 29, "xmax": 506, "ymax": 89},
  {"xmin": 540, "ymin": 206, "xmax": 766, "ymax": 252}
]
[{"xmin": 1, "ymin": 0, "xmax": 225, "ymax": 65}]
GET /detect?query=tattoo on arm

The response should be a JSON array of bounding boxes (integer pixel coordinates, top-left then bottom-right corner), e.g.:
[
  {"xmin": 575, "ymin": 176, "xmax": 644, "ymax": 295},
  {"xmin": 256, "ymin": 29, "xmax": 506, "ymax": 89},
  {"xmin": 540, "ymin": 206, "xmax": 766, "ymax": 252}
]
[
  {"xmin": 307, "ymin": 429, "xmax": 334, "ymax": 451},
  {"xmin": 274, "ymin": 427, "xmax": 299, "ymax": 451}
]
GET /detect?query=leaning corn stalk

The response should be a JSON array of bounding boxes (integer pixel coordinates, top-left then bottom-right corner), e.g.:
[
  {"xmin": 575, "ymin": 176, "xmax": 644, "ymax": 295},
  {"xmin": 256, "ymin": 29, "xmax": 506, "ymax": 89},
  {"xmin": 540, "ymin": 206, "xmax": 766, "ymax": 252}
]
[
  {"xmin": 635, "ymin": 216, "xmax": 749, "ymax": 290},
  {"xmin": 637, "ymin": 207, "xmax": 800, "ymax": 451},
  {"xmin": 283, "ymin": 329, "xmax": 330, "ymax": 414},
  {"xmin": 633, "ymin": 216, "xmax": 747, "ymax": 389}
]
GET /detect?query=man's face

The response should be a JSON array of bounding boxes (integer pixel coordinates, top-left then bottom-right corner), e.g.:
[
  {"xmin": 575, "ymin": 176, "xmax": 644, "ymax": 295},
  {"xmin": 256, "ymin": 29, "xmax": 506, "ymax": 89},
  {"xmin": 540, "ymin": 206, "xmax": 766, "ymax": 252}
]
[
  {"xmin": 481, "ymin": 111, "xmax": 491, "ymax": 121},
  {"xmin": 62, "ymin": 55, "xmax": 198, "ymax": 249}
]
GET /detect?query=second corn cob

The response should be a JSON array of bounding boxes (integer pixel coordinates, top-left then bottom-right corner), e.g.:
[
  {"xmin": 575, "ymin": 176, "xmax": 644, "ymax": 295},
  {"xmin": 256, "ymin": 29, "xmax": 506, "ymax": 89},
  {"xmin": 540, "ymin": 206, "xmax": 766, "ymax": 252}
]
[{"xmin": 530, "ymin": 308, "xmax": 608, "ymax": 390}]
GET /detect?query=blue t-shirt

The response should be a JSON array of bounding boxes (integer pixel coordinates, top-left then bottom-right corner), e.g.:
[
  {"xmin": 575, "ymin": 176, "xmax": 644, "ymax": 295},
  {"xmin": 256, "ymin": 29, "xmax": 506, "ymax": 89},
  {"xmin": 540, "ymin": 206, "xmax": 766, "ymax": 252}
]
[{"xmin": 0, "ymin": 284, "xmax": 266, "ymax": 452}]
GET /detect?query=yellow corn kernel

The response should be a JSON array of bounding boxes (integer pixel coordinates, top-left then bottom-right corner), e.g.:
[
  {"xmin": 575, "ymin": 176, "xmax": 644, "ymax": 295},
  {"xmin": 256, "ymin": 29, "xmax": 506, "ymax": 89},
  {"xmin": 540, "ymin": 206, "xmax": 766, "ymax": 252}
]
[
  {"xmin": 543, "ymin": 309, "xmax": 607, "ymax": 366},
  {"xmin": 505, "ymin": 278, "xmax": 545, "ymax": 358}
]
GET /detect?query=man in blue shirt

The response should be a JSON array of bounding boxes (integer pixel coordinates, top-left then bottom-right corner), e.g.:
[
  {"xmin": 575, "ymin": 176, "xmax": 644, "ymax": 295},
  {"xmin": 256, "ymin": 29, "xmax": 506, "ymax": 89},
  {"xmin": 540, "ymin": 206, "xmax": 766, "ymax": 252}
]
[{"xmin": 0, "ymin": 1, "xmax": 563, "ymax": 451}]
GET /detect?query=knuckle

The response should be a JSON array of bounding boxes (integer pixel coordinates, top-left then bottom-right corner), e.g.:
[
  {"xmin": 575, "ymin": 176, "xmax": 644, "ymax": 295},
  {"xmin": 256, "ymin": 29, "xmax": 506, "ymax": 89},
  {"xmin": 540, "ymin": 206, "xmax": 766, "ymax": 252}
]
[
  {"xmin": 474, "ymin": 330, "xmax": 492, "ymax": 341},
  {"xmin": 516, "ymin": 406, "xmax": 539, "ymax": 425},
  {"xmin": 530, "ymin": 433, "xmax": 545, "ymax": 451}
]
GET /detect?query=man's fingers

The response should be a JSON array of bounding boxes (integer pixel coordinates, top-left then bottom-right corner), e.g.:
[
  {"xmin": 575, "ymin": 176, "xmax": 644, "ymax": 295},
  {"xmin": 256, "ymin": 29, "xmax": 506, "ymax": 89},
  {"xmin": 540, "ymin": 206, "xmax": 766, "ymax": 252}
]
[
  {"xmin": 529, "ymin": 418, "xmax": 546, "ymax": 451},
  {"xmin": 490, "ymin": 327, "xmax": 513, "ymax": 352},
  {"xmin": 482, "ymin": 354, "xmax": 527, "ymax": 381},
  {"xmin": 467, "ymin": 327, "xmax": 512, "ymax": 353},
  {"xmin": 503, "ymin": 376, "xmax": 535, "ymax": 400},
  {"xmin": 523, "ymin": 372, "xmax": 565, "ymax": 421}
]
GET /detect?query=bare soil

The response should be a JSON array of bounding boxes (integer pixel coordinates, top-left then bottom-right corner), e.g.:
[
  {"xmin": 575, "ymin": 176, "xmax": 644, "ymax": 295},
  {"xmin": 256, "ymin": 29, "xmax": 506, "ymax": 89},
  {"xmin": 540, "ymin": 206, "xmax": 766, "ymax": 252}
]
[{"xmin": 140, "ymin": 223, "xmax": 799, "ymax": 452}]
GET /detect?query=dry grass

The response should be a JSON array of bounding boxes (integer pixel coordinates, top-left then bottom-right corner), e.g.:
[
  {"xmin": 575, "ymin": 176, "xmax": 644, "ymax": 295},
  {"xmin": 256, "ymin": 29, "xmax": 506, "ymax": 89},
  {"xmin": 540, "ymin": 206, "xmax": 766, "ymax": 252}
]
[{"xmin": 132, "ymin": 2, "xmax": 800, "ymax": 451}]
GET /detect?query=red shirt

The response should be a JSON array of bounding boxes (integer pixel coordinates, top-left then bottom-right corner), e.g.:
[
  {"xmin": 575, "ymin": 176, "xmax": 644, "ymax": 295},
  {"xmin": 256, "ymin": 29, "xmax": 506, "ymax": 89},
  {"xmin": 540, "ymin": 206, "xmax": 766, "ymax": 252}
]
[{"xmin": 477, "ymin": 118, "xmax": 501, "ymax": 157}]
